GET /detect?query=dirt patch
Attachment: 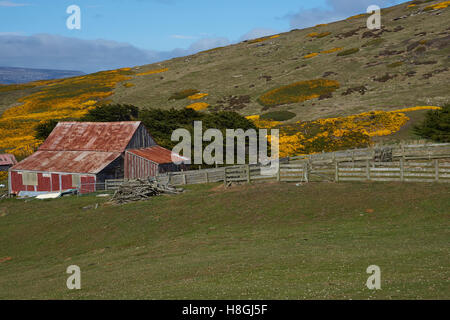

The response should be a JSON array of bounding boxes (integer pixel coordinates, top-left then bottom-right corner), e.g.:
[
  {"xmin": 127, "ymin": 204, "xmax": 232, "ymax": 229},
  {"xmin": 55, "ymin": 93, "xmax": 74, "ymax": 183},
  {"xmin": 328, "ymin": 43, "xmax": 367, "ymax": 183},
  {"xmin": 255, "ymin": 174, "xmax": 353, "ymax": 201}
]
[
  {"xmin": 373, "ymin": 73, "xmax": 397, "ymax": 82},
  {"xmin": 318, "ymin": 92, "xmax": 333, "ymax": 100},
  {"xmin": 335, "ymin": 27, "xmax": 365, "ymax": 39},
  {"xmin": 342, "ymin": 86, "xmax": 368, "ymax": 96},
  {"xmin": 421, "ymin": 67, "xmax": 449, "ymax": 79},
  {"xmin": 412, "ymin": 60, "xmax": 437, "ymax": 65},
  {"xmin": 259, "ymin": 75, "xmax": 273, "ymax": 82},
  {"xmin": 322, "ymin": 71, "xmax": 338, "ymax": 77},
  {"xmin": 216, "ymin": 95, "xmax": 251, "ymax": 111}
]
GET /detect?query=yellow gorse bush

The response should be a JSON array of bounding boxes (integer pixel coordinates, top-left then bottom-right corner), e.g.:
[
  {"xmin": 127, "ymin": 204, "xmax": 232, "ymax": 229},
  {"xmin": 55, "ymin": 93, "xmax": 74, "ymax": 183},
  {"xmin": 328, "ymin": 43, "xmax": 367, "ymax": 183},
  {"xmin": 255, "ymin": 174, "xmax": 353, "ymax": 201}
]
[
  {"xmin": 304, "ymin": 53, "xmax": 319, "ymax": 59},
  {"xmin": 307, "ymin": 32, "xmax": 331, "ymax": 38},
  {"xmin": 425, "ymin": 1, "xmax": 450, "ymax": 10},
  {"xmin": 346, "ymin": 13, "xmax": 366, "ymax": 20},
  {"xmin": 321, "ymin": 47, "xmax": 343, "ymax": 54},
  {"xmin": 247, "ymin": 34, "xmax": 280, "ymax": 44},
  {"xmin": 258, "ymin": 79, "xmax": 340, "ymax": 107},
  {"xmin": 0, "ymin": 68, "xmax": 133, "ymax": 159},
  {"xmin": 304, "ymin": 48, "xmax": 343, "ymax": 59},
  {"xmin": 245, "ymin": 115, "xmax": 280, "ymax": 129},
  {"xmin": 136, "ymin": 68, "xmax": 169, "ymax": 76},
  {"xmin": 249, "ymin": 106, "xmax": 442, "ymax": 158},
  {"xmin": 188, "ymin": 93, "xmax": 209, "ymax": 100},
  {"xmin": 0, "ymin": 171, "xmax": 8, "ymax": 181},
  {"xmin": 186, "ymin": 102, "xmax": 210, "ymax": 111}
]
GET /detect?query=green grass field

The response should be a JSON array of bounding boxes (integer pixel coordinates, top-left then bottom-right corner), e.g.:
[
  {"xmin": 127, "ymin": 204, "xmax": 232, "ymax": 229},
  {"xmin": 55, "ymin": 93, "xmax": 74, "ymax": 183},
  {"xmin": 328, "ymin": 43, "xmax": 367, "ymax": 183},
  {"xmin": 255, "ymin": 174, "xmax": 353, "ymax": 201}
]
[{"xmin": 0, "ymin": 181, "xmax": 448, "ymax": 299}]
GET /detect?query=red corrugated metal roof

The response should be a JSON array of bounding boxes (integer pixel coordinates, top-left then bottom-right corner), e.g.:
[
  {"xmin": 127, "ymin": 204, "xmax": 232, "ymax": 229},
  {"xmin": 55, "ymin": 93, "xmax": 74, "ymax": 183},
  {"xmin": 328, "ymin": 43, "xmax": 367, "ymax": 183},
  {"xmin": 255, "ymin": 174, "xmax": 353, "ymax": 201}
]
[
  {"xmin": 127, "ymin": 146, "xmax": 188, "ymax": 164},
  {"xmin": 10, "ymin": 151, "xmax": 121, "ymax": 174},
  {"xmin": 39, "ymin": 121, "xmax": 141, "ymax": 152},
  {"xmin": 0, "ymin": 154, "xmax": 17, "ymax": 166}
]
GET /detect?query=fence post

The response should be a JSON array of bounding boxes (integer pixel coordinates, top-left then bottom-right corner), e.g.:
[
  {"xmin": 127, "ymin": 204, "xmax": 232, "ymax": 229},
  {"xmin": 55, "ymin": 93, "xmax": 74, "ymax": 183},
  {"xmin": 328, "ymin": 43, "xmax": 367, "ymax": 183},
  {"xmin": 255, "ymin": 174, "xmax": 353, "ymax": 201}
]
[
  {"xmin": 435, "ymin": 159, "xmax": 439, "ymax": 182},
  {"xmin": 304, "ymin": 161, "xmax": 309, "ymax": 183},
  {"xmin": 183, "ymin": 173, "xmax": 187, "ymax": 185},
  {"xmin": 223, "ymin": 167, "xmax": 227, "ymax": 186},
  {"xmin": 335, "ymin": 161, "xmax": 339, "ymax": 182},
  {"xmin": 246, "ymin": 164, "xmax": 251, "ymax": 183},
  {"xmin": 366, "ymin": 160, "xmax": 370, "ymax": 181},
  {"xmin": 205, "ymin": 171, "xmax": 209, "ymax": 183},
  {"xmin": 400, "ymin": 158, "xmax": 404, "ymax": 182},
  {"xmin": 401, "ymin": 143, "xmax": 405, "ymax": 161},
  {"xmin": 276, "ymin": 163, "xmax": 280, "ymax": 182}
]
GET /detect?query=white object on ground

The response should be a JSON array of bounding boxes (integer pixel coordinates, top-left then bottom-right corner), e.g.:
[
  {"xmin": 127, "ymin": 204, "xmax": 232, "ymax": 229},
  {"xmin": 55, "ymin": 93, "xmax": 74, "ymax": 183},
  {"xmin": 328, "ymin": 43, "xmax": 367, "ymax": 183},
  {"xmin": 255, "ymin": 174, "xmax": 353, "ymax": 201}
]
[{"xmin": 36, "ymin": 192, "xmax": 62, "ymax": 200}]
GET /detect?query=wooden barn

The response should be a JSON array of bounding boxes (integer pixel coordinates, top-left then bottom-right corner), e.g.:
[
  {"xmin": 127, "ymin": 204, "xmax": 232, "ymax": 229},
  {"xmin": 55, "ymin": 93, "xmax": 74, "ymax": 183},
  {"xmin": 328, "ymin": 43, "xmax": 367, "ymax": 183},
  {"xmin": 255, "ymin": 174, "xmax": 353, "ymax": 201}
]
[
  {"xmin": 0, "ymin": 154, "xmax": 17, "ymax": 172},
  {"xmin": 9, "ymin": 121, "xmax": 188, "ymax": 195}
]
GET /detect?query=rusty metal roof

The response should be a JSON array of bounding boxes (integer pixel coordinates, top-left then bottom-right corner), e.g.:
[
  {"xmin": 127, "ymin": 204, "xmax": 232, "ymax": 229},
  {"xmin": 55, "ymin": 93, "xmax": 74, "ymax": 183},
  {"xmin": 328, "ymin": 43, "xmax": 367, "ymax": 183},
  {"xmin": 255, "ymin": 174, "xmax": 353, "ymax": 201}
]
[
  {"xmin": 39, "ymin": 121, "xmax": 141, "ymax": 152},
  {"xmin": 11, "ymin": 151, "xmax": 121, "ymax": 174},
  {"xmin": 127, "ymin": 146, "xmax": 188, "ymax": 164},
  {"xmin": 0, "ymin": 154, "xmax": 17, "ymax": 166}
]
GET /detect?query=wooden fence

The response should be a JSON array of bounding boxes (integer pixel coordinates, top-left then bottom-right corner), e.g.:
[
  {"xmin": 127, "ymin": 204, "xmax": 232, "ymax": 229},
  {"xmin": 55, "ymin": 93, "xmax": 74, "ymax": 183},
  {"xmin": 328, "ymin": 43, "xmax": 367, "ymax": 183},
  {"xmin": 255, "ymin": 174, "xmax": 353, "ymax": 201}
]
[
  {"xmin": 336, "ymin": 159, "xmax": 450, "ymax": 183},
  {"xmin": 224, "ymin": 158, "xmax": 450, "ymax": 184},
  {"xmin": 104, "ymin": 143, "xmax": 450, "ymax": 189}
]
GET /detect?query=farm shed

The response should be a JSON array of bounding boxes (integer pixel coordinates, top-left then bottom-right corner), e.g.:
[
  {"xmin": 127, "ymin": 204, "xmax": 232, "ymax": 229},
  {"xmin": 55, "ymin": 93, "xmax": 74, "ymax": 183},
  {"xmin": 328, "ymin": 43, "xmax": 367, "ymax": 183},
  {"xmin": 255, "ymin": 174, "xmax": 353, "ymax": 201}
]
[
  {"xmin": 9, "ymin": 121, "xmax": 188, "ymax": 195},
  {"xmin": 125, "ymin": 146, "xmax": 189, "ymax": 180},
  {"xmin": 0, "ymin": 154, "xmax": 17, "ymax": 171}
]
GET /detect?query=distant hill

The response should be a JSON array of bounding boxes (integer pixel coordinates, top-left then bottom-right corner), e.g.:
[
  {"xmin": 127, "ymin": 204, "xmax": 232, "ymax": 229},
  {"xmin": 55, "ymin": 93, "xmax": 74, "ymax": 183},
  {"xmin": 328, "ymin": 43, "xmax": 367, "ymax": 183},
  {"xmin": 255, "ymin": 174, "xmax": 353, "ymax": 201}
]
[{"xmin": 0, "ymin": 67, "xmax": 85, "ymax": 84}]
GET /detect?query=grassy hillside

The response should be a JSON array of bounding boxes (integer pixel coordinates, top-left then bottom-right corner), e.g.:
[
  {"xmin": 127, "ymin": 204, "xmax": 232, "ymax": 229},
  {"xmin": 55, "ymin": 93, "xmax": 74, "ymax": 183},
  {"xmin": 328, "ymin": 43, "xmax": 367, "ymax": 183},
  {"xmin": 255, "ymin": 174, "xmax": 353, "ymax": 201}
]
[
  {"xmin": 0, "ymin": 182, "xmax": 449, "ymax": 299},
  {"xmin": 0, "ymin": 0, "xmax": 449, "ymax": 158}
]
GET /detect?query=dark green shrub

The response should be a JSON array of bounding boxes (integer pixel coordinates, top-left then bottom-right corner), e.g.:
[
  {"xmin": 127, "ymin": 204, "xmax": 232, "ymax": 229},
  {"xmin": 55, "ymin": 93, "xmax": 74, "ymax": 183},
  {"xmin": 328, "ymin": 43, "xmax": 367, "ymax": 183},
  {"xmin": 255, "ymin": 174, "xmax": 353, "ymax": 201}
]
[
  {"xmin": 413, "ymin": 104, "xmax": 450, "ymax": 142},
  {"xmin": 81, "ymin": 104, "xmax": 139, "ymax": 122},
  {"xmin": 260, "ymin": 111, "xmax": 296, "ymax": 121},
  {"xmin": 35, "ymin": 119, "xmax": 59, "ymax": 140},
  {"xmin": 337, "ymin": 48, "xmax": 360, "ymax": 56}
]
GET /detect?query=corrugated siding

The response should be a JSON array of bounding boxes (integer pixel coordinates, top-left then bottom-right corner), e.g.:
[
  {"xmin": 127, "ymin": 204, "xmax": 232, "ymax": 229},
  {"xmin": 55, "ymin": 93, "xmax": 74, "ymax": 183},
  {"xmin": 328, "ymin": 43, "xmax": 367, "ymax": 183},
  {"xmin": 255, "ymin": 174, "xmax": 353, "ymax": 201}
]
[{"xmin": 124, "ymin": 152, "xmax": 158, "ymax": 179}]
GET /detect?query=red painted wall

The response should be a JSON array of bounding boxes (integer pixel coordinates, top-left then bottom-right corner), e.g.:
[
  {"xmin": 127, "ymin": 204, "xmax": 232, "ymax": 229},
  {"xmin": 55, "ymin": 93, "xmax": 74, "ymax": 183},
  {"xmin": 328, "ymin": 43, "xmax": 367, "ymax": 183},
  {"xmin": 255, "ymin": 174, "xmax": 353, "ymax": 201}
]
[
  {"xmin": 10, "ymin": 171, "xmax": 96, "ymax": 195},
  {"xmin": 80, "ymin": 176, "xmax": 96, "ymax": 194},
  {"xmin": 37, "ymin": 173, "xmax": 51, "ymax": 192},
  {"xmin": 124, "ymin": 152, "xmax": 158, "ymax": 179},
  {"xmin": 51, "ymin": 174, "xmax": 60, "ymax": 191}
]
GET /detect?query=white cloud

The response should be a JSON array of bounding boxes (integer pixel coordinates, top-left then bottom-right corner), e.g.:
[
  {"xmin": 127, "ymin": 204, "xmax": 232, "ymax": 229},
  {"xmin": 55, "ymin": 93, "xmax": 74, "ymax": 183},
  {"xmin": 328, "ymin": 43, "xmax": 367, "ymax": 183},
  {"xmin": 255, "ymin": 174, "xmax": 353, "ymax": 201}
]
[
  {"xmin": 0, "ymin": 34, "xmax": 155, "ymax": 72},
  {"xmin": 0, "ymin": 1, "xmax": 29, "ymax": 7},
  {"xmin": 0, "ymin": 33, "xmax": 233, "ymax": 73},
  {"xmin": 287, "ymin": 0, "xmax": 405, "ymax": 29}
]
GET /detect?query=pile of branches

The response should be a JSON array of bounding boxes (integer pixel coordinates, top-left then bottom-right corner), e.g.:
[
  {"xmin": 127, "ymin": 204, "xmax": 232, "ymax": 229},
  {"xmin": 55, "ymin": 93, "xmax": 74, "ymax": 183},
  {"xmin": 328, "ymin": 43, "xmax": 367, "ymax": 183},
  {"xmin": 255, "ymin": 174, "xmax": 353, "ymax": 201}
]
[{"xmin": 110, "ymin": 179, "xmax": 183, "ymax": 204}]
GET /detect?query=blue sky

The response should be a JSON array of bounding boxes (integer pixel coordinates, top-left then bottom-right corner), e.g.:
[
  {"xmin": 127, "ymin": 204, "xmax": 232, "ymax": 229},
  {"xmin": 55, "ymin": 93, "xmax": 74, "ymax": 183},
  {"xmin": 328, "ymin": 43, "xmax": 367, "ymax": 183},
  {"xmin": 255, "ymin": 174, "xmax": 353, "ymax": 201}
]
[{"xmin": 0, "ymin": 0, "xmax": 407, "ymax": 72}]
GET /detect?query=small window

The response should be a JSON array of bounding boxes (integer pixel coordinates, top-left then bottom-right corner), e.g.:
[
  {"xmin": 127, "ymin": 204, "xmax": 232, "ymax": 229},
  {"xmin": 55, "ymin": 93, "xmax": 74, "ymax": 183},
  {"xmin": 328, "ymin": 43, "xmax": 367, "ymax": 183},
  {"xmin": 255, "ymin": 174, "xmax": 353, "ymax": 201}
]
[
  {"xmin": 23, "ymin": 172, "xmax": 37, "ymax": 186},
  {"xmin": 72, "ymin": 174, "xmax": 81, "ymax": 187}
]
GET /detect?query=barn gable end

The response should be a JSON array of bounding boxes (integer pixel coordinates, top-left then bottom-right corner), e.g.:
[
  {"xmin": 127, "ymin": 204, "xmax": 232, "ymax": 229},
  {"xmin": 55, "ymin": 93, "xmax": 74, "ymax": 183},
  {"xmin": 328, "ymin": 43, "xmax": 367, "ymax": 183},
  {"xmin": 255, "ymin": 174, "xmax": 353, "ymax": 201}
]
[{"xmin": 126, "ymin": 123, "xmax": 157, "ymax": 150}]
